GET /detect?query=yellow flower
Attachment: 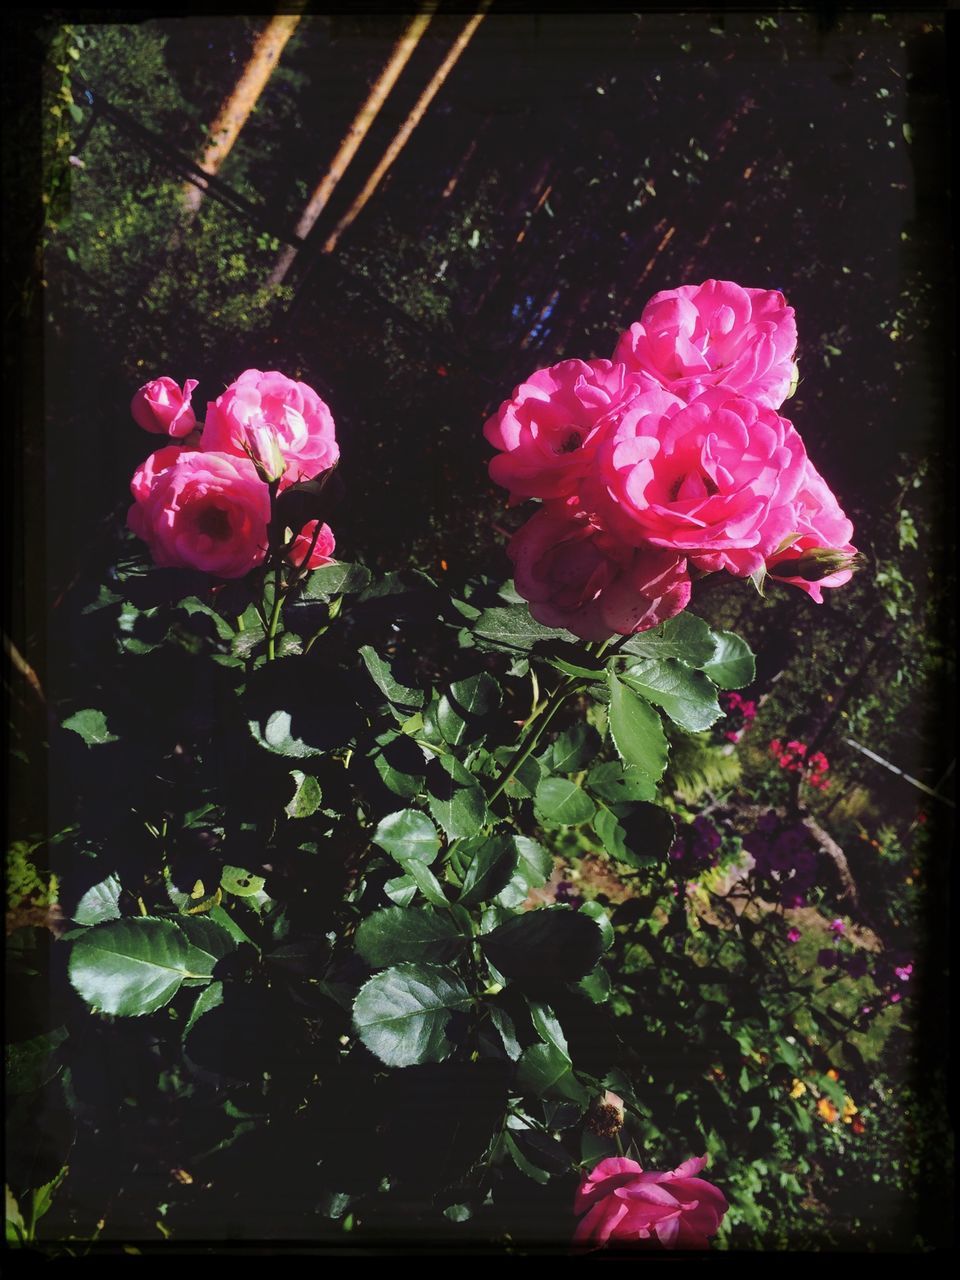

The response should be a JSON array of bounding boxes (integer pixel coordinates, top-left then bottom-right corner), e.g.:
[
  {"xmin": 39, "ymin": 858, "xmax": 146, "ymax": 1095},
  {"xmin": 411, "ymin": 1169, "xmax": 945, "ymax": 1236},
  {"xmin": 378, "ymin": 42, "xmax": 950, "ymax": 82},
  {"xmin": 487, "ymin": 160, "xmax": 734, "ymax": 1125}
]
[
  {"xmin": 841, "ymin": 1096, "xmax": 858, "ymax": 1123},
  {"xmin": 817, "ymin": 1098, "xmax": 839, "ymax": 1123},
  {"xmin": 789, "ymin": 1079, "xmax": 807, "ymax": 1099}
]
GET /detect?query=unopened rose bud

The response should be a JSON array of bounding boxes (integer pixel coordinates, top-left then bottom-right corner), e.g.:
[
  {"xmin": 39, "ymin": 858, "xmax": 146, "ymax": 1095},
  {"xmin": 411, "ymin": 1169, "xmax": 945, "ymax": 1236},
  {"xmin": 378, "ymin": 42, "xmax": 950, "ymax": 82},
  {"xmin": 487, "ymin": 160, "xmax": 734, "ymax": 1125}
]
[
  {"xmin": 779, "ymin": 547, "xmax": 860, "ymax": 582},
  {"xmin": 242, "ymin": 425, "xmax": 287, "ymax": 485}
]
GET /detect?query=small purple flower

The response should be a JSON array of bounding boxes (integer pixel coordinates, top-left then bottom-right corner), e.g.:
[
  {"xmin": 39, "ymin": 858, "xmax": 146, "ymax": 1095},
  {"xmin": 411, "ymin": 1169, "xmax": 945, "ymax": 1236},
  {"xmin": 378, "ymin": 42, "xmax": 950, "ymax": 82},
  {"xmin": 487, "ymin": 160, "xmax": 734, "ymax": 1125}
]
[
  {"xmin": 817, "ymin": 948, "xmax": 840, "ymax": 968},
  {"xmin": 830, "ymin": 918, "xmax": 846, "ymax": 936},
  {"xmin": 894, "ymin": 962, "xmax": 913, "ymax": 983},
  {"xmin": 787, "ymin": 927, "xmax": 802, "ymax": 944},
  {"xmin": 845, "ymin": 953, "xmax": 869, "ymax": 979},
  {"xmin": 554, "ymin": 881, "xmax": 583, "ymax": 909}
]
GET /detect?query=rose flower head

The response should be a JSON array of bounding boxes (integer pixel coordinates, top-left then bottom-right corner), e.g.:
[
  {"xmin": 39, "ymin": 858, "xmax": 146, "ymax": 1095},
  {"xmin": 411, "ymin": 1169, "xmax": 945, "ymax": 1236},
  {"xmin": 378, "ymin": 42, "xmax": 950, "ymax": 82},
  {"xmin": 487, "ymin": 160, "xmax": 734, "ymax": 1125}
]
[
  {"xmin": 484, "ymin": 358, "xmax": 671, "ymax": 505},
  {"xmin": 613, "ymin": 279, "xmax": 798, "ymax": 410},
  {"xmin": 508, "ymin": 500, "xmax": 690, "ymax": 642},
  {"xmin": 128, "ymin": 446, "xmax": 270, "ymax": 578},
  {"xmin": 574, "ymin": 1155, "xmax": 728, "ymax": 1250},
  {"xmin": 202, "ymin": 369, "xmax": 339, "ymax": 490},
  {"xmin": 131, "ymin": 376, "xmax": 199, "ymax": 438}
]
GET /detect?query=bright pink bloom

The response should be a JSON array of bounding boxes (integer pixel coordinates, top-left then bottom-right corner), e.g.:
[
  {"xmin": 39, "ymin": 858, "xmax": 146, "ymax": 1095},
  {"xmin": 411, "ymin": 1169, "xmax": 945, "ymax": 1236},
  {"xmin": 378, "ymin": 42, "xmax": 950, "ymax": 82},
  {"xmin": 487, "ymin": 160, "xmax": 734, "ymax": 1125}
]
[
  {"xmin": 765, "ymin": 459, "xmax": 857, "ymax": 602},
  {"xmin": 787, "ymin": 927, "xmax": 802, "ymax": 943},
  {"xmin": 131, "ymin": 376, "xmax": 199, "ymax": 438},
  {"xmin": 509, "ymin": 502, "xmax": 690, "ymax": 642},
  {"xmin": 484, "ymin": 359, "xmax": 667, "ymax": 504},
  {"xmin": 830, "ymin": 918, "xmax": 846, "ymax": 935},
  {"xmin": 588, "ymin": 387, "xmax": 808, "ymax": 577},
  {"xmin": 574, "ymin": 1155, "xmax": 728, "ymax": 1251},
  {"xmin": 202, "ymin": 369, "xmax": 338, "ymax": 491},
  {"xmin": 894, "ymin": 963, "xmax": 913, "ymax": 982},
  {"xmin": 288, "ymin": 520, "xmax": 336, "ymax": 570},
  {"xmin": 128, "ymin": 446, "xmax": 270, "ymax": 578},
  {"xmin": 613, "ymin": 279, "xmax": 798, "ymax": 409}
]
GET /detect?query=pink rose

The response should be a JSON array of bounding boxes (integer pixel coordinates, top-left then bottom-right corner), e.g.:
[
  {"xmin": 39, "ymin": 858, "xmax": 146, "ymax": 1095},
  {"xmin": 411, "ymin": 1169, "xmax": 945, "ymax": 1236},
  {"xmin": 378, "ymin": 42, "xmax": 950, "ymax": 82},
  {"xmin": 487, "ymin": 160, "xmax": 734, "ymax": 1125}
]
[
  {"xmin": 765, "ymin": 459, "xmax": 857, "ymax": 602},
  {"xmin": 588, "ymin": 387, "xmax": 808, "ymax": 577},
  {"xmin": 613, "ymin": 279, "xmax": 798, "ymax": 409},
  {"xmin": 130, "ymin": 376, "xmax": 199, "ymax": 438},
  {"xmin": 574, "ymin": 1155, "xmax": 728, "ymax": 1250},
  {"xmin": 127, "ymin": 446, "xmax": 270, "ymax": 578},
  {"xmin": 484, "ymin": 359, "xmax": 669, "ymax": 504},
  {"xmin": 287, "ymin": 520, "xmax": 336, "ymax": 570},
  {"xmin": 508, "ymin": 501, "xmax": 690, "ymax": 642},
  {"xmin": 202, "ymin": 369, "xmax": 339, "ymax": 490}
]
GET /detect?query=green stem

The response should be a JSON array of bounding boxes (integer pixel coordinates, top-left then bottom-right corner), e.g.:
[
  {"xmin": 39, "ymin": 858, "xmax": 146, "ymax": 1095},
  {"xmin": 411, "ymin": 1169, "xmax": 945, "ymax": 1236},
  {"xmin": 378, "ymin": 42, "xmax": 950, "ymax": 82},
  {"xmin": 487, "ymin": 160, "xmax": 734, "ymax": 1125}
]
[
  {"xmin": 488, "ymin": 676, "xmax": 579, "ymax": 803},
  {"xmin": 266, "ymin": 562, "xmax": 284, "ymax": 661}
]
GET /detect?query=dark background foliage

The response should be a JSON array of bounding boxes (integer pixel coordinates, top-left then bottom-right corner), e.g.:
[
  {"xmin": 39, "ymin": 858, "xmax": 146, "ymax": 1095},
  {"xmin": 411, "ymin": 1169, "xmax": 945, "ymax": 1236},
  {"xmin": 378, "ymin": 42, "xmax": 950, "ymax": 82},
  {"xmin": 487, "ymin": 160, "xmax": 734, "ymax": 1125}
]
[{"xmin": 3, "ymin": 7, "xmax": 954, "ymax": 1255}]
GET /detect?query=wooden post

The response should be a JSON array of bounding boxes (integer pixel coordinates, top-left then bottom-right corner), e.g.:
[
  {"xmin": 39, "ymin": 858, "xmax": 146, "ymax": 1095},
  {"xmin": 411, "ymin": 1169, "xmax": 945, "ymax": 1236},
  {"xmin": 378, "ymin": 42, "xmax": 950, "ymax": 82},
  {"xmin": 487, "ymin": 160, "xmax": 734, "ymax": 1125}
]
[
  {"xmin": 320, "ymin": 5, "xmax": 490, "ymax": 256},
  {"xmin": 269, "ymin": 8, "xmax": 437, "ymax": 285},
  {"xmin": 182, "ymin": 12, "xmax": 304, "ymax": 219}
]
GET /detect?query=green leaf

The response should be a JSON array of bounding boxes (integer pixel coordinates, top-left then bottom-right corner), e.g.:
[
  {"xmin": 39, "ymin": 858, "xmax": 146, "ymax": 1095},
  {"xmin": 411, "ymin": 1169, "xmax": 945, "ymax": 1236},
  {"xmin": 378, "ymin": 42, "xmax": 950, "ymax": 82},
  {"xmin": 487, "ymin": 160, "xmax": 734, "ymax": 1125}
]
[
  {"xmin": 619, "ymin": 612, "xmax": 718, "ymax": 666},
  {"xmin": 494, "ymin": 835, "xmax": 554, "ymax": 910},
  {"xmin": 352, "ymin": 963, "xmax": 472, "ymax": 1067},
  {"xmin": 298, "ymin": 561, "xmax": 371, "ymax": 601},
  {"xmin": 220, "ymin": 866, "xmax": 266, "ymax": 897},
  {"xmin": 516, "ymin": 1042, "xmax": 589, "ymax": 1103},
  {"xmin": 384, "ymin": 875, "xmax": 418, "ymax": 907},
  {"xmin": 248, "ymin": 709, "xmax": 326, "ymax": 759},
  {"xmin": 285, "ymin": 770, "xmax": 323, "ymax": 819},
  {"xmin": 426, "ymin": 756, "xmax": 488, "ymax": 840},
  {"xmin": 473, "ymin": 605, "xmax": 575, "ymax": 651},
  {"xmin": 355, "ymin": 907, "xmax": 466, "ymax": 967},
  {"xmin": 534, "ymin": 777, "xmax": 597, "ymax": 827},
  {"xmin": 437, "ymin": 673, "xmax": 501, "ymax": 746},
  {"xmin": 607, "ymin": 672, "xmax": 669, "ymax": 780},
  {"xmin": 575, "ymin": 967, "xmax": 612, "ymax": 1004},
  {"xmin": 404, "ymin": 859, "xmax": 450, "ymax": 908},
  {"xmin": 359, "ymin": 645, "xmax": 425, "ymax": 714},
  {"xmin": 526, "ymin": 999, "xmax": 570, "ymax": 1057},
  {"xmin": 701, "ymin": 630, "xmax": 756, "ymax": 689},
  {"xmin": 504, "ymin": 1130, "xmax": 550, "ymax": 1183},
  {"xmin": 371, "ymin": 809, "xmax": 441, "ymax": 866},
  {"xmin": 175, "ymin": 915, "xmax": 237, "ymax": 968},
  {"xmin": 73, "ymin": 874, "xmax": 122, "ymax": 925},
  {"xmin": 541, "ymin": 724, "xmax": 602, "ymax": 774},
  {"xmin": 586, "ymin": 762, "xmax": 657, "ymax": 805},
  {"xmin": 488, "ymin": 1005, "xmax": 522, "ymax": 1060},
  {"xmin": 371, "ymin": 730, "xmax": 426, "ymax": 799},
  {"xmin": 621, "ymin": 658, "xmax": 722, "ymax": 732},
  {"xmin": 457, "ymin": 835, "xmax": 518, "ymax": 907},
  {"xmin": 489, "ymin": 747, "xmax": 541, "ymax": 799},
  {"xmin": 183, "ymin": 981, "xmax": 224, "ymax": 1040},
  {"xmin": 579, "ymin": 901, "xmax": 614, "ymax": 951},
  {"xmin": 62, "ymin": 708, "xmax": 118, "ymax": 746},
  {"xmin": 480, "ymin": 907, "xmax": 604, "ymax": 982},
  {"xmin": 179, "ymin": 596, "xmax": 236, "ymax": 641},
  {"xmin": 68, "ymin": 918, "xmax": 216, "ymax": 1017},
  {"xmin": 593, "ymin": 802, "xmax": 675, "ymax": 869}
]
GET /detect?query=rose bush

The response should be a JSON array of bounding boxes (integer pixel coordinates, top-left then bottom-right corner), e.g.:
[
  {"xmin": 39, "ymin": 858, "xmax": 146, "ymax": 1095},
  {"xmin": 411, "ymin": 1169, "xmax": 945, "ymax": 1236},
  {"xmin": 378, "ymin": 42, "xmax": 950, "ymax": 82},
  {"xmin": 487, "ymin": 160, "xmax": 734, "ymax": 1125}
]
[
  {"xmin": 201, "ymin": 368, "xmax": 339, "ymax": 490},
  {"xmin": 574, "ymin": 1155, "xmax": 729, "ymax": 1250},
  {"xmin": 612, "ymin": 278, "xmax": 798, "ymax": 409},
  {"xmin": 130, "ymin": 375, "xmax": 199, "ymax": 437}
]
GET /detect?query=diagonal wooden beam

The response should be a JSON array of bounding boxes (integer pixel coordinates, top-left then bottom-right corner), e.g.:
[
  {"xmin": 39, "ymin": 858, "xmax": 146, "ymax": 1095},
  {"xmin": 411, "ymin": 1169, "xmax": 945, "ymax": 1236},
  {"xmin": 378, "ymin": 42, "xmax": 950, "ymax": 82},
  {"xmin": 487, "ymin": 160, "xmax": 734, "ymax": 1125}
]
[
  {"xmin": 320, "ymin": 4, "xmax": 490, "ymax": 257},
  {"xmin": 269, "ymin": 7, "xmax": 437, "ymax": 285}
]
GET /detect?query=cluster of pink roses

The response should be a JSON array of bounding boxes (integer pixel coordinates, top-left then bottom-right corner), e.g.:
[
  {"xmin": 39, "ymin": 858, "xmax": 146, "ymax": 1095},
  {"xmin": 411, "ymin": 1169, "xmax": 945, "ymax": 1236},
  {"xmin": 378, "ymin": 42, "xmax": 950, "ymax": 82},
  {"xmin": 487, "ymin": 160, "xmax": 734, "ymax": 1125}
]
[
  {"xmin": 484, "ymin": 279, "xmax": 858, "ymax": 640},
  {"xmin": 127, "ymin": 370, "xmax": 339, "ymax": 579}
]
